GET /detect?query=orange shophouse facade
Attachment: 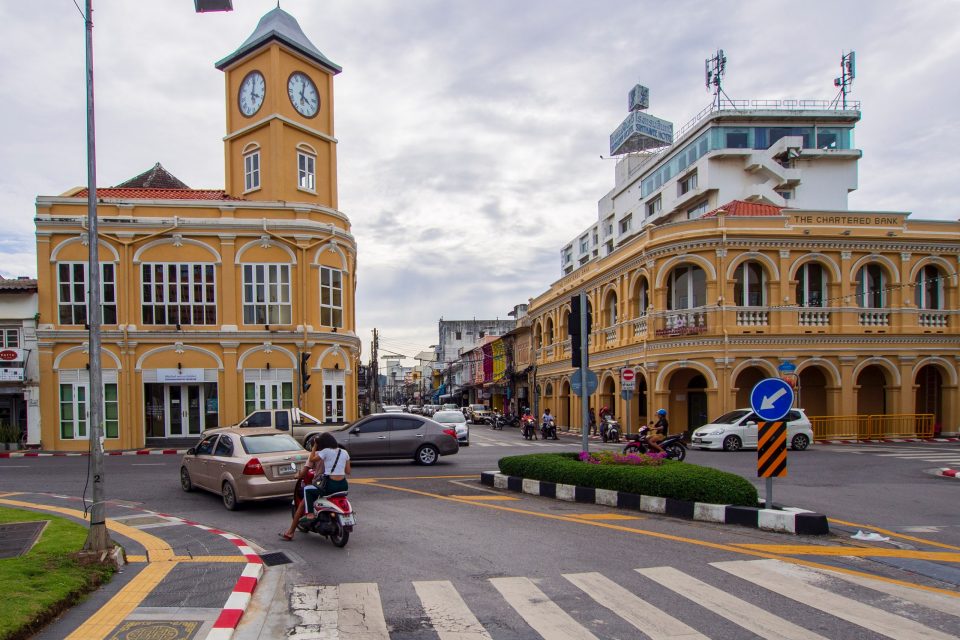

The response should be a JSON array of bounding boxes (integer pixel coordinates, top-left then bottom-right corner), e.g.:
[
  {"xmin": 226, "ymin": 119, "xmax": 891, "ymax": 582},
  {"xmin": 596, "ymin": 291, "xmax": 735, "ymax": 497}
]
[{"xmin": 33, "ymin": 8, "xmax": 360, "ymax": 451}]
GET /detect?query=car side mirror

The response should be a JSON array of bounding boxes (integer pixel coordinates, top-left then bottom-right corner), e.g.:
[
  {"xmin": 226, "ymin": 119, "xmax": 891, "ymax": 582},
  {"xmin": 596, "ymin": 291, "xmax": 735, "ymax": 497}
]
[
  {"xmin": 350, "ymin": 427, "xmax": 360, "ymax": 435},
  {"xmin": 186, "ymin": 447, "xmax": 196, "ymax": 455},
  {"xmin": 745, "ymin": 421, "xmax": 757, "ymax": 426},
  {"xmin": 240, "ymin": 421, "xmax": 249, "ymax": 428}
]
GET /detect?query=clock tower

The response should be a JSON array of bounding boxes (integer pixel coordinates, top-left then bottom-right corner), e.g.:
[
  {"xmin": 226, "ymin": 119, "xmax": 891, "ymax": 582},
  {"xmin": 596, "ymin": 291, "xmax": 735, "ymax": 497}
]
[{"xmin": 216, "ymin": 7, "xmax": 342, "ymax": 206}]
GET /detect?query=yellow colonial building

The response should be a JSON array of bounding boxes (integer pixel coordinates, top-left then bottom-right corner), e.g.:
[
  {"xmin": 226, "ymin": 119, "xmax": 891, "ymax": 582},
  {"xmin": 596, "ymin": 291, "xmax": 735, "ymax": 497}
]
[
  {"xmin": 530, "ymin": 82, "xmax": 960, "ymax": 439},
  {"xmin": 34, "ymin": 8, "xmax": 359, "ymax": 450}
]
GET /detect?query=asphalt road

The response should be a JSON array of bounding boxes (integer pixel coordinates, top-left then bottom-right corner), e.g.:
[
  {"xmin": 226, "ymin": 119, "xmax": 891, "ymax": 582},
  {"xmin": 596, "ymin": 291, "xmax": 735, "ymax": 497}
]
[{"xmin": 1, "ymin": 427, "xmax": 959, "ymax": 639}]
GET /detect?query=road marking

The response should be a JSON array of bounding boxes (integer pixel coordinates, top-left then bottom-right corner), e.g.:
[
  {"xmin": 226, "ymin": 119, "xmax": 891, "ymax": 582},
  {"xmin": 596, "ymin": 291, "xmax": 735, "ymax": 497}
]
[
  {"xmin": 730, "ymin": 544, "xmax": 960, "ymax": 561},
  {"xmin": 745, "ymin": 559, "xmax": 960, "ymax": 618},
  {"xmin": 449, "ymin": 495, "xmax": 520, "ymax": 501},
  {"xmin": 369, "ymin": 481, "xmax": 960, "ymax": 599},
  {"xmin": 65, "ymin": 561, "xmax": 178, "ymax": 640},
  {"xmin": 636, "ymin": 565, "xmax": 826, "ymax": 639},
  {"xmin": 126, "ymin": 555, "xmax": 246, "ymax": 563},
  {"xmin": 490, "ymin": 577, "xmax": 598, "ymax": 639},
  {"xmin": 569, "ymin": 513, "xmax": 642, "ymax": 521},
  {"xmin": 713, "ymin": 559, "xmax": 959, "ymax": 640},
  {"xmin": 564, "ymin": 571, "xmax": 708, "ymax": 639},
  {"xmin": 828, "ymin": 518, "xmax": 960, "ymax": 551},
  {"xmin": 413, "ymin": 580, "xmax": 493, "ymax": 639},
  {"xmin": 339, "ymin": 583, "xmax": 390, "ymax": 639}
]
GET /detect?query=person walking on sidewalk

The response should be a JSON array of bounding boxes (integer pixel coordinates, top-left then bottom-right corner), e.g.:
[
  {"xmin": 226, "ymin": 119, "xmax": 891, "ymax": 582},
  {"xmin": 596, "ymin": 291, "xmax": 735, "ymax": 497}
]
[{"xmin": 588, "ymin": 406, "xmax": 597, "ymax": 436}]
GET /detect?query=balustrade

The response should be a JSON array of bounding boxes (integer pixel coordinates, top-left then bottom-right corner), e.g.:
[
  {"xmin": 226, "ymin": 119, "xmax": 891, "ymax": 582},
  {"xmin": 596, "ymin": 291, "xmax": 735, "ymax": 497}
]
[
  {"xmin": 633, "ymin": 316, "xmax": 647, "ymax": 336},
  {"xmin": 798, "ymin": 309, "xmax": 831, "ymax": 327},
  {"xmin": 656, "ymin": 310, "xmax": 707, "ymax": 337},
  {"xmin": 858, "ymin": 310, "xmax": 890, "ymax": 326},
  {"xmin": 918, "ymin": 311, "xmax": 949, "ymax": 328},
  {"xmin": 736, "ymin": 309, "xmax": 769, "ymax": 326}
]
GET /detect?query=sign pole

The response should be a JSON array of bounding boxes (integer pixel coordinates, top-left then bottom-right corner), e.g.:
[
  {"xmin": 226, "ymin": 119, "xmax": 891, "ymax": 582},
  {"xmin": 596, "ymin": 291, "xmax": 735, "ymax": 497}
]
[{"xmin": 766, "ymin": 476, "xmax": 773, "ymax": 509}]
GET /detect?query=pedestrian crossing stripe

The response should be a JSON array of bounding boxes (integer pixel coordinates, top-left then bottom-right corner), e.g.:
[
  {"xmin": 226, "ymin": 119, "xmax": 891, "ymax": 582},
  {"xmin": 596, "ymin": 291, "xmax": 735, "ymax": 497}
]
[{"xmin": 286, "ymin": 559, "xmax": 960, "ymax": 639}]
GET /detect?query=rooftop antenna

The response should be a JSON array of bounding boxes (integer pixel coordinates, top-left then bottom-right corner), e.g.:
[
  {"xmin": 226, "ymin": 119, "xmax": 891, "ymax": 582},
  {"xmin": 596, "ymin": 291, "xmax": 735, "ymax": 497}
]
[
  {"xmin": 705, "ymin": 49, "xmax": 730, "ymax": 110},
  {"xmin": 832, "ymin": 50, "xmax": 856, "ymax": 109}
]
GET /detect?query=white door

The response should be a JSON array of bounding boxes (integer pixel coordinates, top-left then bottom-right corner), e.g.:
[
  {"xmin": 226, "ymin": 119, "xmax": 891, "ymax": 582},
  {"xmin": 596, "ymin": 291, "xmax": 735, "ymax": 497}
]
[
  {"xmin": 167, "ymin": 385, "xmax": 204, "ymax": 436},
  {"xmin": 59, "ymin": 383, "xmax": 89, "ymax": 440},
  {"xmin": 244, "ymin": 380, "xmax": 293, "ymax": 415}
]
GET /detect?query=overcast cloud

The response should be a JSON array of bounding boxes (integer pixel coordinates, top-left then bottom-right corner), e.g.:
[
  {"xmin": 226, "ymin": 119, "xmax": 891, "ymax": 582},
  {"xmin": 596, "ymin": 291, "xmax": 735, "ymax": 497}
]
[{"xmin": 1, "ymin": 0, "xmax": 958, "ymax": 364}]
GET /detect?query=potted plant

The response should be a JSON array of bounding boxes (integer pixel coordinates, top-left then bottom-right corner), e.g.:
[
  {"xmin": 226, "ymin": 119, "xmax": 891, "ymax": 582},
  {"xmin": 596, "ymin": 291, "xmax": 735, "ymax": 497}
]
[{"xmin": 0, "ymin": 423, "xmax": 21, "ymax": 451}]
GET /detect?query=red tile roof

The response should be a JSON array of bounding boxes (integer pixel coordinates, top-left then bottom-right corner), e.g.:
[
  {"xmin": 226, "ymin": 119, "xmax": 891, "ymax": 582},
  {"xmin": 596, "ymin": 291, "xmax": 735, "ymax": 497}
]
[
  {"xmin": 115, "ymin": 162, "xmax": 190, "ymax": 189},
  {"xmin": 74, "ymin": 188, "xmax": 242, "ymax": 201},
  {"xmin": 0, "ymin": 277, "xmax": 38, "ymax": 292},
  {"xmin": 702, "ymin": 200, "xmax": 785, "ymax": 218}
]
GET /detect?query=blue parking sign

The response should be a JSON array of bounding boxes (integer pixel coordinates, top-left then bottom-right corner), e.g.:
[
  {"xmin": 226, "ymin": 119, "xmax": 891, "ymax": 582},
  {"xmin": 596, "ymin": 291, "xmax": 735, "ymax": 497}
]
[{"xmin": 750, "ymin": 378, "xmax": 794, "ymax": 422}]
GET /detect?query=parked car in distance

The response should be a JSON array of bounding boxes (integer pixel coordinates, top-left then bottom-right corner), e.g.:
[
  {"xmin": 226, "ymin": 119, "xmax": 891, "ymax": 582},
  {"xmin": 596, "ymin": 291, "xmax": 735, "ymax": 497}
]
[
  {"xmin": 330, "ymin": 414, "xmax": 459, "ymax": 465},
  {"xmin": 180, "ymin": 427, "xmax": 308, "ymax": 510},
  {"xmin": 432, "ymin": 410, "xmax": 469, "ymax": 446},
  {"xmin": 690, "ymin": 408, "xmax": 813, "ymax": 452},
  {"xmin": 442, "ymin": 403, "xmax": 458, "ymax": 411},
  {"xmin": 467, "ymin": 403, "xmax": 492, "ymax": 424},
  {"xmin": 381, "ymin": 405, "xmax": 403, "ymax": 413}
]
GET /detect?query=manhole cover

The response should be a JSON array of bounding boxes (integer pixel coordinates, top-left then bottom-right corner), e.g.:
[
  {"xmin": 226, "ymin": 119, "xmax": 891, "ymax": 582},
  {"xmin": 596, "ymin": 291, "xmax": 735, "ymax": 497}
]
[
  {"xmin": 107, "ymin": 620, "xmax": 202, "ymax": 640},
  {"xmin": 260, "ymin": 551, "xmax": 293, "ymax": 566},
  {"xmin": 0, "ymin": 521, "xmax": 47, "ymax": 559}
]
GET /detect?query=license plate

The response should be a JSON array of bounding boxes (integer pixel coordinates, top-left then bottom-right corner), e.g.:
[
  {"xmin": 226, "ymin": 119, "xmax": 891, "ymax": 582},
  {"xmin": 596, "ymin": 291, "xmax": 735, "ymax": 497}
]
[
  {"xmin": 277, "ymin": 463, "xmax": 297, "ymax": 476},
  {"xmin": 338, "ymin": 514, "xmax": 356, "ymax": 526},
  {"xmin": 692, "ymin": 437, "xmax": 702, "ymax": 443}
]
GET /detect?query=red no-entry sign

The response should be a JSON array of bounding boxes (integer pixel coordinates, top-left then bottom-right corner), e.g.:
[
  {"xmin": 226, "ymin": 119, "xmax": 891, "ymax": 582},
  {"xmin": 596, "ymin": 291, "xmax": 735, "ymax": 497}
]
[{"xmin": 621, "ymin": 367, "xmax": 636, "ymax": 391}]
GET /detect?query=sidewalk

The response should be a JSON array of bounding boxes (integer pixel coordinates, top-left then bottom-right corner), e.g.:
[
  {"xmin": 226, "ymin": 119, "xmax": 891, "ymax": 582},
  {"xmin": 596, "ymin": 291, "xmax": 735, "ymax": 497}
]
[
  {"xmin": 0, "ymin": 448, "xmax": 189, "ymax": 459},
  {"xmin": 0, "ymin": 491, "xmax": 264, "ymax": 640}
]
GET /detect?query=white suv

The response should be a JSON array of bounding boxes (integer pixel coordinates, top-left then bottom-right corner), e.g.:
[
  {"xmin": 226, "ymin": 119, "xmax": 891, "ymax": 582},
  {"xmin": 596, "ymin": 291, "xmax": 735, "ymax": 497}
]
[{"xmin": 691, "ymin": 408, "xmax": 813, "ymax": 452}]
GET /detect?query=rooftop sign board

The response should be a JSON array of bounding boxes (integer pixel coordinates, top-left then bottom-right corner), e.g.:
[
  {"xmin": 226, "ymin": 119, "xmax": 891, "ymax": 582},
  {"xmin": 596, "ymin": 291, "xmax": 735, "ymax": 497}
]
[{"xmin": 609, "ymin": 110, "xmax": 673, "ymax": 155}]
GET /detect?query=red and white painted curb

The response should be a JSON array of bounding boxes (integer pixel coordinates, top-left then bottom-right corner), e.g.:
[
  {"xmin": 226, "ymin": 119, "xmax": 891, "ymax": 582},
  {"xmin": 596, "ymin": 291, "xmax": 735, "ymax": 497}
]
[
  {"xmin": 0, "ymin": 449, "xmax": 188, "ymax": 459},
  {"xmin": 935, "ymin": 468, "xmax": 960, "ymax": 479},
  {"xmin": 819, "ymin": 437, "xmax": 960, "ymax": 444}
]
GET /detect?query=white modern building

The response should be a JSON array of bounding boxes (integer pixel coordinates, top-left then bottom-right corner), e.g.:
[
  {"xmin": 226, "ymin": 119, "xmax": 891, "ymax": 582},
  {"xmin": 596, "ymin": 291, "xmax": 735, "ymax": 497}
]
[{"xmin": 0, "ymin": 277, "xmax": 40, "ymax": 446}]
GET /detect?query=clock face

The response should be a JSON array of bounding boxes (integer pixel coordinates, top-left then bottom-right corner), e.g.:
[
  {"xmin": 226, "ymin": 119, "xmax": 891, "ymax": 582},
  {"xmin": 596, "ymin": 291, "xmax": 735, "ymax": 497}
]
[
  {"xmin": 238, "ymin": 70, "xmax": 265, "ymax": 117},
  {"xmin": 288, "ymin": 71, "xmax": 319, "ymax": 118}
]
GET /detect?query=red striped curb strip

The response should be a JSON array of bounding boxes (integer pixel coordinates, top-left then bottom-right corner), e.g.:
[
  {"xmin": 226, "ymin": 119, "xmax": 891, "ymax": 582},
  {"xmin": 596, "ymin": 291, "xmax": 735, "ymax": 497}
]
[
  {"xmin": 936, "ymin": 468, "xmax": 959, "ymax": 479},
  {"xmin": 0, "ymin": 449, "xmax": 188, "ymax": 458},
  {"xmin": 819, "ymin": 438, "xmax": 960, "ymax": 444}
]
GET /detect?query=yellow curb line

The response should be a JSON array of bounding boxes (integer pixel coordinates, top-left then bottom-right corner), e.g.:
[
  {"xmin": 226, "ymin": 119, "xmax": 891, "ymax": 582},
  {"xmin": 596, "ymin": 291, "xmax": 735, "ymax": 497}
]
[
  {"xmin": 732, "ymin": 544, "xmax": 960, "ymax": 561},
  {"xmin": 449, "ymin": 495, "xmax": 520, "ymax": 501},
  {"xmin": 372, "ymin": 481, "xmax": 960, "ymax": 600},
  {"xmin": 829, "ymin": 517, "xmax": 960, "ymax": 551},
  {"xmin": 126, "ymin": 555, "xmax": 247, "ymax": 563},
  {"xmin": 570, "ymin": 513, "xmax": 645, "ymax": 521}
]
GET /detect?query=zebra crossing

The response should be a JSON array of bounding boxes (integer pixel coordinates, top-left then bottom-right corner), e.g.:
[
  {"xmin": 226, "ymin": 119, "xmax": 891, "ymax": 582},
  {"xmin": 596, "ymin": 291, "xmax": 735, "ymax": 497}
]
[
  {"xmin": 821, "ymin": 443, "xmax": 960, "ymax": 467},
  {"xmin": 286, "ymin": 558, "xmax": 960, "ymax": 639}
]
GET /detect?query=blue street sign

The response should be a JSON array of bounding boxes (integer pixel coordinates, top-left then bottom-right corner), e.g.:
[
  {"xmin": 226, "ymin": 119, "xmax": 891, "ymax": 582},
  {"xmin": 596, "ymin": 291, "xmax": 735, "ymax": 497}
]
[
  {"xmin": 571, "ymin": 369, "xmax": 598, "ymax": 395},
  {"xmin": 750, "ymin": 377, "xmax": 795, "ymax": 422}
]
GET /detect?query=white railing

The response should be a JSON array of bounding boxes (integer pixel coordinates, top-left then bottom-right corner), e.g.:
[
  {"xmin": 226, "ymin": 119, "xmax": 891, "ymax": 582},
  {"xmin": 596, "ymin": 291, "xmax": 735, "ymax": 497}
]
[
  {"xmin": 736, "ymin": 309, "xmax": 769, "ymax": 326},
  {"xmin": 798, "ymin": 309, "xmax": 831, "ymax": 327},
  {"xmin": 859, "ymin": 310, "xmax": 890, "ymax": 327},
  {"xmin": 545, "ymin": 345, "xmax": 554, "ymax": 358},
  {"xmin": 605, "ymin": 328, "xmax": 616, "ymax": 341},
  {"xmin": 656, "ymin": 310, "xmax": 708, "ymax": 337},
  {"xmin": 633, "ymin": 316, "xmax": 647, "ymax": 336},
  {"xmin": 918, "ymin": 311, "xmax": 949, "ymax": 328}
]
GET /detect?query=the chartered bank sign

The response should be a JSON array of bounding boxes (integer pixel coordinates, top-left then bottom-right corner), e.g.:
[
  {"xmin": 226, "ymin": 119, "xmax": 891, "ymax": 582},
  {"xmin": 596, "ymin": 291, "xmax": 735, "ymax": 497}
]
[{"xmin": 791, "ymin": 213, "xmax": 902, "ymax": 226}]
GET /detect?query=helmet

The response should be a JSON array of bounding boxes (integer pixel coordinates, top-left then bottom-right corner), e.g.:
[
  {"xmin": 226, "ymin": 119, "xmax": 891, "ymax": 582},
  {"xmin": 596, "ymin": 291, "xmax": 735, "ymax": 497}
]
[{"xmin": 657, "ymin": 408, "xmax": 667, "ymax": 416}]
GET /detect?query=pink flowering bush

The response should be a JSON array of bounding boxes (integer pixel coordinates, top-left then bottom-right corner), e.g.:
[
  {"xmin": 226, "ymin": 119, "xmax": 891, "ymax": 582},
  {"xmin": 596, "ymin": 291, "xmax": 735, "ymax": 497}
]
[{"xmin": 578, "ymin": 450, "xmax": 666, "ymax": 466}]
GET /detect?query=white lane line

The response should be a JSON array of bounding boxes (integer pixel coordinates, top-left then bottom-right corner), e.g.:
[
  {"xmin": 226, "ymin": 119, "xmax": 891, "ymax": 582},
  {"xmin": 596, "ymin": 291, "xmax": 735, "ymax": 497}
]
[
  {"xmin": 564, "ymin": 571, "xmax": 708, "ymax": 639},
  {"xmin": 338, "ymin": 583, "xmax": 389, "ymax": 639},
  {"xmin": 490, "ymin": 577, "xmax": 598, "ymax": 640},
  {"xmin": 743, "ymin": 558, "xmax": 960, "ymax": 619},
  {"xmin": 413, "ymin": 580, "xmax": 493, "ymax": 640},
  {"xmin": 636, "ymin": 566, "xmax": 826, "ymax": 639},
  {"xmin": 712, "ymin": 560, "xmax": 958, "ymax": 640}
]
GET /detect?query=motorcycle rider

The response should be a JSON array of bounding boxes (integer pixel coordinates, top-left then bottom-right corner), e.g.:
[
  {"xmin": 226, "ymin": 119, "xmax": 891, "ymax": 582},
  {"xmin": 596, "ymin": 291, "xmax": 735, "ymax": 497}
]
[
  {"xmin": 541, "ymin": 408, "xmax": 557, "ymax": 439},
  {"xmin": 654, "ymin": 408, "xmax": 669, "ymax": 436},
  {"xmin": 281, "ymin": 432, "xmax": 351, "ymax": 541},
  {"xmin": 521, "ymin": 407, "xmax": 537, "ymax": 439},
  {"xmin": 647, "ymin": 409, "xmax": 669, "ymax": 453}
]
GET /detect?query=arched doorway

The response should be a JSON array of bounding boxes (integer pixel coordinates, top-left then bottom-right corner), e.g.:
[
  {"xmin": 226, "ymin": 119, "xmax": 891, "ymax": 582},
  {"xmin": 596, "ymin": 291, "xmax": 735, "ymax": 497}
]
[
  {"xmin": 560, "ymin": 379, "xmax": 571, "ymax": 428},
  {"xmin": 687, "ymin": 374, "xmax": 708, "ymax": 433},
  {"xmin": 627, "ymin": 373, "xmax": 648, "ymax": 434},
  {"xmin": 600, "ymin": 375, "xmax": 616, "ymax": 418},
  {"xmin": 915, "ymin": 365, "xmax": 944, "ymax": 434},
  {"xmin": 734, "ymin": 367, "xmax": 767, "ymax": 408},
  {"xmin": 663, "ymin": 367, "xmax": 709, "ymax": 436},
  {"xmin": 798, "ymin": 367, "xmax": 828, "ymax": 417},
  {"xmin": 856, "ymin": 365, "xmax": 888, "ymax": 415}
]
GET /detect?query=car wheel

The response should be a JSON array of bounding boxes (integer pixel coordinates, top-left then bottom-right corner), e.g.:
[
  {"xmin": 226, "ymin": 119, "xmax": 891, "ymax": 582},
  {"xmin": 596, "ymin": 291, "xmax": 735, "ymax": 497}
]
[
  {"xmin": 791, "ymin": 433, "xmax": 810, "ymax": 451},
  {"xmin": 180, "ymin": 467, "xmax": 193, "ymax": 492},
  {"xmin": 416, "ymin": 445, "xmax": 439, "ymax": 465},
  {"xmin": 222, "ymin": 481, "xmax": 239, "ymax": 511},
  {"xmin": 722, "ymin": 435, "xmax": 742, "ymax": 452}
]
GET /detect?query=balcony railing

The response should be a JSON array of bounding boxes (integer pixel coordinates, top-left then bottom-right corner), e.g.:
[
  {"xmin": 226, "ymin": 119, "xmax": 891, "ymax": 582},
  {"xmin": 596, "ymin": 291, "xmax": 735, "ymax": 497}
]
[
  {"xmin": 798, "ymin": 309, "xmax": 831, "ymax": 327},
  {"xmin": 918, "ymin": 310, "xmax": 949, "ymax": 328},
  {"xmin": 633, "ymin": 316, "xmax": 647, "ymax": 336},
  {"xmin": 736, "ymin": 309, "xmax": 769, "ymax": 326},
  {"xmin": 655, "ymin": 310, "xmax": 708, "ymax": 338},
  {"xmin": 604, "ymin": 327, "xmax": 616, "ymax": 341},
  {"xmin": 859, "ymin": 310, "xmax": 890, "ymax": 327}
]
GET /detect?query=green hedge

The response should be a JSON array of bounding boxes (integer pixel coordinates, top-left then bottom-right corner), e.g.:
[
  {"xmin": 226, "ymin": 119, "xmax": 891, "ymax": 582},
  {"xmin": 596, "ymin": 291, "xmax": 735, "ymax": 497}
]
[{"xmin": 498, "ymin": 453, "xmax": 758, "ymax": 506}]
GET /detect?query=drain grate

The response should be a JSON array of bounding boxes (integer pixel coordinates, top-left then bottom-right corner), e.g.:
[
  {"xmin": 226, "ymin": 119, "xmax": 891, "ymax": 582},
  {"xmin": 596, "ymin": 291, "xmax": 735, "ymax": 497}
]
[
  {"xmin": 260, "ymin": 551, "xmax": 293, "ymax": 566},
  {"xmin": 0, "ymin": 521, "xmax": 47, "ymax": 559}
]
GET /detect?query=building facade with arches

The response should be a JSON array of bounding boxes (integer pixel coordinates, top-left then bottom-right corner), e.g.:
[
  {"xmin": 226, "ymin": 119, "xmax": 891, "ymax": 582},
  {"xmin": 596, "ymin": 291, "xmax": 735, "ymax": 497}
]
[
  {"xmin": 32, "ymin": 8, "xmax": 360, "ymax": 450},
  {"xmin": 531, "ymin": 87, "xmax": 959, "ymax": 437}
]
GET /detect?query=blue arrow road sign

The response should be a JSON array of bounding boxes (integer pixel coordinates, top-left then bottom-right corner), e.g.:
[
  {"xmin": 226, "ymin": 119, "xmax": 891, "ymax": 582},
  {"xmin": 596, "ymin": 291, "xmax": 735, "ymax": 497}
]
[
  {"xmin": 571, "ymin": 369, "xmax": 599, "ymax": 395},
  {"xmin": 750, "ymin": 377, "xmax": 795, "ymax": 422}
]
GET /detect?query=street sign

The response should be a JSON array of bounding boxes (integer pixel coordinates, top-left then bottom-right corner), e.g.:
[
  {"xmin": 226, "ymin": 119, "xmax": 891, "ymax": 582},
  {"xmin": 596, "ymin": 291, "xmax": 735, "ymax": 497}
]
[
  {"xmin": 750, "ymin": 377, "xmax": 794, "ymax": 422},
  {"xmin": 621, "ymin": 367, "xmax": 636, "ymax": 391},
  {"xmin": 571, "ymin": 369, "xmax": 598, "ymax": 395},
  {"xmin": 757, "ymin": 420, "xmax": 788, "ymax": 478},
  {"xmin": 620, "ymin": 389, "xmax": 633, "ymax": 401}
]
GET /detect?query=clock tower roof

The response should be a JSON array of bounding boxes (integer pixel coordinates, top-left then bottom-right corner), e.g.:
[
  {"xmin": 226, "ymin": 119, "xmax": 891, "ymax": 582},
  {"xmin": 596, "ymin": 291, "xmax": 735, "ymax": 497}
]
[{"xmin": 215, "ymin": 6, "xmax": 341, "ymax": 74}]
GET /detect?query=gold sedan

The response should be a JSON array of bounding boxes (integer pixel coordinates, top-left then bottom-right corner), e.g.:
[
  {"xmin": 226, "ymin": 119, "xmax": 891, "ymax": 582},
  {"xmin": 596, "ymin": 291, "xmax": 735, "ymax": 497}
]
[{"xmin": 180, "ymin": 427, "xmax": 308, "ymax": 510}]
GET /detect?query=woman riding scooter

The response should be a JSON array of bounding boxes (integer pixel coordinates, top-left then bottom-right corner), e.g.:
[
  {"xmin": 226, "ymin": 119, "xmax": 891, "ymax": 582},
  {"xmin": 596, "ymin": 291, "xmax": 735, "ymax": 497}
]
[{"xmin": 281, "ymin": 432, "xmax": 351, "ymax": 541}]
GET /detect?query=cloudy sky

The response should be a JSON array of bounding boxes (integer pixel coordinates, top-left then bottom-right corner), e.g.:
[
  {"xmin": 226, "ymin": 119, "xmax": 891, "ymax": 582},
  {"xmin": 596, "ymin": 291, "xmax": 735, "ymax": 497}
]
[{"xmin": 2, "ymin": 1, "xmax": 958, "ymax": 365}]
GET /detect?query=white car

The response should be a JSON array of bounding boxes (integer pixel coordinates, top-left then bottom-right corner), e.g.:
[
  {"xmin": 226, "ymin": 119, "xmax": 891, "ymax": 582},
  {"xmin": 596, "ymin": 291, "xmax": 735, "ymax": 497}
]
[
  {"xmin": 691, "ymin": 408, "xmax": 813, "ymax": 451},
  {"xmin": 432, "ymin": 410, "xmax": 470, "ymax": 446},
  {"xmin": 381, "ymin": 405, "xmax": 403, "ymax": 413}
]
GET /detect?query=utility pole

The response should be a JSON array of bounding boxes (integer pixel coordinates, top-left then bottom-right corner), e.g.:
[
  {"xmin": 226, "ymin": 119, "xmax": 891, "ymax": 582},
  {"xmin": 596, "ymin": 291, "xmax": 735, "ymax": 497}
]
[
  {"xmin": 370, "ymin": 328, "xmax": 379, "ymax": 409},
  {"xmin": 82, "ymin": 0, "xmax": 110, "ymax": 554}
]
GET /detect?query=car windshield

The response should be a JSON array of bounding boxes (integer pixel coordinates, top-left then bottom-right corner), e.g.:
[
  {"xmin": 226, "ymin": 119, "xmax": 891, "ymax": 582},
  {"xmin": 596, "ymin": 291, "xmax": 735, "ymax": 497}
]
[
  {"xmin": 240, "ymin": 434, "xmax": 303, "ymax": 454},
  {"xmin": 470, "ymin": 405, "xmax": 485, "ymax": 411},
  {"xmin": 710, "ymin": 410, "xmax": 750, "ymax": 424},
  {"xmin": 434, "ymin": 412, "xmax": 465, "ymax": 423}
]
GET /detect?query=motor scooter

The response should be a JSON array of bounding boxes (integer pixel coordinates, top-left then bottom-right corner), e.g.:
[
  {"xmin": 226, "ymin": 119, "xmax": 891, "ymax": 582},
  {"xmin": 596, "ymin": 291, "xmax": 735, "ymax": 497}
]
[
  {"xmin": 601, "ymin": 416, "xmax": 620, "ymax": 443},
  {"xmin": 521, "ymin": 416, "xmax": 538, "ymax": 440},
  {"xmin": 292, "ymin": 478, "xmax": 355, "ymax": 547},
  {"xmin": 540, "ymin": 419, "xmax": 558, "ymax": 440},
  {"xmin": 622, "ymin": 426, "xmax": 686, "ymax": 461}
]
